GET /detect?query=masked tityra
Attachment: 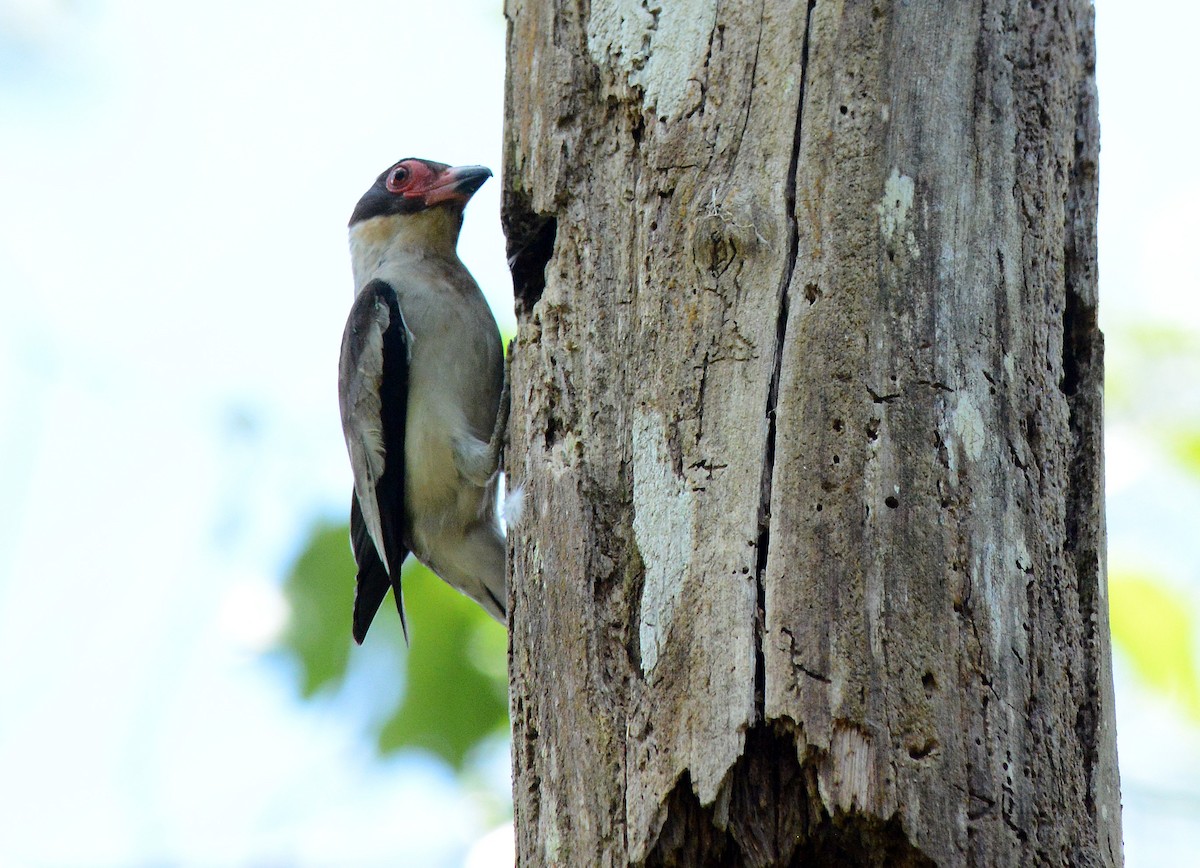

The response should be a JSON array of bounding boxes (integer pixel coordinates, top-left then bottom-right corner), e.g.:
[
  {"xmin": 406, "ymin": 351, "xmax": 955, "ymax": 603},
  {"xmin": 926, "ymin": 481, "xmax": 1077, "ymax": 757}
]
[{"xmin": 338, "ymin": 158, "xmax": 507, "ymax": 643}]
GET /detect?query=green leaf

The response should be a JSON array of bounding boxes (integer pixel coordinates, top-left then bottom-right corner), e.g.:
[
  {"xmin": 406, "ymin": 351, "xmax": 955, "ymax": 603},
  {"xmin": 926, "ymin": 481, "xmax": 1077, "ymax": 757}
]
[
  {"xmin": 278, "ymin": 520, "xmax": 509, "ymax": 769},
  {"xmin": 378, "ymin": 562, "xmax": 509, "ymax": 769},
  {"xmin": 1110, "ymin": 570, "xmax": 1200, "ymax": 721},
  {"xmin": 280, "ymin": 521, "xmax": 356, "ymax": 696}
]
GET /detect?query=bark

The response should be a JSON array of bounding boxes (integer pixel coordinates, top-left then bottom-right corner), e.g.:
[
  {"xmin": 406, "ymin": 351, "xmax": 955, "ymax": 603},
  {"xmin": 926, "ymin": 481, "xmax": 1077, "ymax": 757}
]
[{"xmin": 501, "ymin": 1, "xmax": 1121, "ymax": 865}]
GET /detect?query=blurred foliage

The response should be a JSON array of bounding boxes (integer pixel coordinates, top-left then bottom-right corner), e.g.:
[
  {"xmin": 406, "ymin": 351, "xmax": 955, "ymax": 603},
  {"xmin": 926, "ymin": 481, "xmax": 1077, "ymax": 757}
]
[
  {"xmin": 278, "ymin": 520, "xmax": 509, "ymax": 770},
  {"xmin": 1166, "ymin": 428, "xmax": 1200, "ymax": 479},
  {"xmin": 1106, "ymin": 319, "xmax": 1200, "ymax": 724},
  {"xmin": 281, "ymin": 523, "xmax": 355, "ymax": 695},
  {"xmin": 376, "ymin": 560, "xmax": 509, "ymax": 764},
  {"xmin": 1110, "ymin": 571, "xmax": 1200, "ymax": 721},
  {"xmin": 1107, "ymin": 321, "xmax": 1200, "ymax": 472}
]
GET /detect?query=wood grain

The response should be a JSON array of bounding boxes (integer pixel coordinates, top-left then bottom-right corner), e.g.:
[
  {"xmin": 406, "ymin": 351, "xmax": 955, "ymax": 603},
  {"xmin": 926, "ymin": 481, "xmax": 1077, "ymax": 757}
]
[{"xmin": 502, "ymin": 1, "xmax": 1120, "ymax": 864}]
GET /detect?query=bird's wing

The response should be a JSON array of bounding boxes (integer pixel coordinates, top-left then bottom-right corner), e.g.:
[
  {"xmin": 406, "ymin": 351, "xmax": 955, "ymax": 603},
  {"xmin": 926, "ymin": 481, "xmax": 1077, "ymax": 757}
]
[
  {"xmin": 338, "ymin": 279, "xmax": 412, "ymax": 642},
  {"xmin": 349, "ymin": 492, "xmax": 394, "ymax": 643}
]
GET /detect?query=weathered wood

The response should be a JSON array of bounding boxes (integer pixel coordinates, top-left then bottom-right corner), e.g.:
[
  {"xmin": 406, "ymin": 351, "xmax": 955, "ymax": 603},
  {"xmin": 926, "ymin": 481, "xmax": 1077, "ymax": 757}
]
[{"xmin": 502, "ymin": 1, "xmax": 1121, "ymax": 865}]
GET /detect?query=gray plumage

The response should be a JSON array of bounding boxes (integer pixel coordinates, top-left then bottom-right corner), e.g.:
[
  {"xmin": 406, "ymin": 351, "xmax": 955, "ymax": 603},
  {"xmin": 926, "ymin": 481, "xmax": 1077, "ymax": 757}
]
[{"xmin": 338, "ymin": 158, "xmax": 505, "ymax": 642}]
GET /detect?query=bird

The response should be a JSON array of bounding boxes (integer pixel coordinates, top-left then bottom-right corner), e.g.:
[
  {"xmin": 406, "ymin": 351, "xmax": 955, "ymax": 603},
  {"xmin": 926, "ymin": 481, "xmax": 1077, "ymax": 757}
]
[{"xmin": 338, "ymin": 157, "xmax": 508, "ymax": 643}]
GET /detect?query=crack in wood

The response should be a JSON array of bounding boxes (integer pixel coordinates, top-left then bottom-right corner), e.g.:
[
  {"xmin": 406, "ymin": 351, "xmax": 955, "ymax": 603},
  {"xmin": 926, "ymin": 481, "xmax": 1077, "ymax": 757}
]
[{"xmin": 752, "ymin": 0, "xmax": 815, "ymax": 724}]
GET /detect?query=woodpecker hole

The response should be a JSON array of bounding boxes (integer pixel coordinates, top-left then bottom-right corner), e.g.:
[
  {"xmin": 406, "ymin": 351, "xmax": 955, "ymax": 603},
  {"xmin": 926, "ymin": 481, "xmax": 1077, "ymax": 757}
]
[{"xmin": 503, "ymin": 191, "xmax": 558, "ymax": 315}]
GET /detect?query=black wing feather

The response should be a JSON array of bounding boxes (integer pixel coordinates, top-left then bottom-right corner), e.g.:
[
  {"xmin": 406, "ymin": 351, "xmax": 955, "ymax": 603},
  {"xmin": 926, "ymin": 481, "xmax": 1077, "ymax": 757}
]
[
  {"xmin": 350, "ymin": 492, "xmax": 392, "ymax": 644},
  {"xmin": 341, "ymin": 279, "xmax": 413, "ymax": 643}
]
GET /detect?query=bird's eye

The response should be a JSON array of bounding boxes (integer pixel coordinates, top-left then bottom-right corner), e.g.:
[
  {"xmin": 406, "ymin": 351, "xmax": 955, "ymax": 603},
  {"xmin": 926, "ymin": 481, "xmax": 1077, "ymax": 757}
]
[{"xmin": 386, "ymin": 165, "xmax": 411, "ymax": 193}]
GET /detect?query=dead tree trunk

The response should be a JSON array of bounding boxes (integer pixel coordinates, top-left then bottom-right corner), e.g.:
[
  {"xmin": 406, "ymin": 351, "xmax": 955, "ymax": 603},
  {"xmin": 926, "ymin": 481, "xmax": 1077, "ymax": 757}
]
[{"xmin": 501, "ymin": 1, "xmax": 1121, "ymax": 865}]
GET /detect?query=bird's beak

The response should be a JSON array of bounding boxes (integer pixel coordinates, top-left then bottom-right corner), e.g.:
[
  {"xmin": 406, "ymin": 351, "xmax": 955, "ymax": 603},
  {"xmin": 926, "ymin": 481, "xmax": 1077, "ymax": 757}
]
[{"xmin": 423, "ymin": 165, "xmax": 493, "ymax": 206}]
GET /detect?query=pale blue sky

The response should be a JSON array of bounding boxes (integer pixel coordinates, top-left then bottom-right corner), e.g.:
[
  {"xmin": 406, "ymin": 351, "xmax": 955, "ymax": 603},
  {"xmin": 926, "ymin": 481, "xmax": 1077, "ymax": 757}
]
[
  {"xmin": 0, "ymin": 1, "xmax": 513, "ymax": 865},
  {"xmin": 0, "ymin": 1, "xmax": 1197, "ymax": 865}
]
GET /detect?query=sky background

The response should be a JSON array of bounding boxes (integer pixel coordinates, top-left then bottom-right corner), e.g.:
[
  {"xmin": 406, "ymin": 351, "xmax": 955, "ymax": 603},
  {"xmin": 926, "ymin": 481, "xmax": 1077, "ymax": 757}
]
[{"xmin": 0, "ymin": 0, "xmax": 1198, "ymax": 865}]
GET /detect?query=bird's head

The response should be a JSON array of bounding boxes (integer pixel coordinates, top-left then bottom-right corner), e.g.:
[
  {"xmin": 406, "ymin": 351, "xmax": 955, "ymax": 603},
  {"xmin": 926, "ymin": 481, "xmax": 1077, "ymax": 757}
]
[
  {"xmin": 348, "ymin": 159, "xmax": 491, "ymax": 267},
  {"xmin": 349, "ymin": 157, "xmax": 492, "ymax": 238}
]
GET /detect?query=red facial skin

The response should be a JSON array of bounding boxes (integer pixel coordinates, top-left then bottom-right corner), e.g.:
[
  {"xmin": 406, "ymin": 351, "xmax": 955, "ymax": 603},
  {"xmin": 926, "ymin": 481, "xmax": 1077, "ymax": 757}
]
[{"xmin": 386, "ymin": 161, "xmax": 474, "ymax": 207}]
